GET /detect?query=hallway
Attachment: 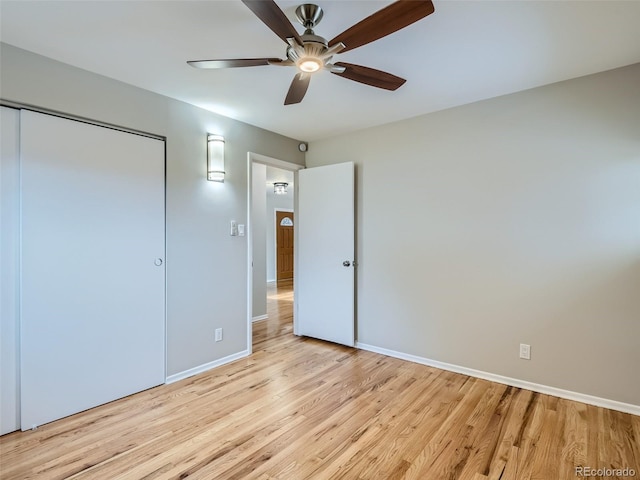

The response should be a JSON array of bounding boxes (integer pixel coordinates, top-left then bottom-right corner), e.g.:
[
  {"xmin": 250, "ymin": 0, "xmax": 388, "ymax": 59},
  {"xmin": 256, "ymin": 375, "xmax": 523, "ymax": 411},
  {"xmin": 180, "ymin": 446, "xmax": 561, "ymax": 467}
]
[{"xmin": 252, "ymin": 280, "xmax": 293, "ymax": 351}]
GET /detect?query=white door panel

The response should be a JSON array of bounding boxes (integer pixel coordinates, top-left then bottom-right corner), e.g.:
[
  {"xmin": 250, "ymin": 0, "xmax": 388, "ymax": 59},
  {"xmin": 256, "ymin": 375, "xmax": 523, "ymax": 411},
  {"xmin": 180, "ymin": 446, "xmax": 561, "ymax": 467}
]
[
  {"xmin": 1, "ymin": 106, "xmax": 21, "ymax": 435},
  {"xmin": 297, "ymin": 162, "xmax": 354, "ymax": 346},
  {"xmin": 20, "ymin": 111, "xmax": 165, "ymax": 429}
]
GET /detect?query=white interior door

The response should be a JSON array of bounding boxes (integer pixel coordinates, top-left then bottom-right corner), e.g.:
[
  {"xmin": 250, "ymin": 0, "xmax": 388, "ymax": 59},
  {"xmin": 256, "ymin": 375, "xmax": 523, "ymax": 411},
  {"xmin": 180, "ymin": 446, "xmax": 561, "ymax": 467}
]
[
  {"xmin": 1, "ymin": 106, "xmax": 21, "ymax": 435},
  {"xmin": 297, "ymin": 162, "xmax": 354, "ymax": 346},
  {"xmin": 20, "ymin": 111, "xmax": 166, "ymax": 429}
]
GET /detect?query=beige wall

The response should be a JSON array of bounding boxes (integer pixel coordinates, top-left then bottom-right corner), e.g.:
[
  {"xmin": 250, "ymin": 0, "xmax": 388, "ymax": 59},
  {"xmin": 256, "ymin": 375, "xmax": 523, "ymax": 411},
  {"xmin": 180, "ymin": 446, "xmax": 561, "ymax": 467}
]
[
  {"xmin": 0, "ymin": 43, "xmax": 305, "ymax": 377},
  {"xmin": 307, "ymin": 64, "xmax": 640, "ymax": 406},
  {"xmin": 3, "ymin": 41, "xmax": 639, "ymax": 407},
  {"xmin": 252, "ymin": 163, "xmax": 268, "ymax": 319}
]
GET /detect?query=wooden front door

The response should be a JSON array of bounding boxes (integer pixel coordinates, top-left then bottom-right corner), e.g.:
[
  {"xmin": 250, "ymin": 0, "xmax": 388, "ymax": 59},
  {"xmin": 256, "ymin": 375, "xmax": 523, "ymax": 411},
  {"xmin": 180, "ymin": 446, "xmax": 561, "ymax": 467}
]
[{"xmin": 276, "ymin": 211, "xmax": 294, "ymax": 282}]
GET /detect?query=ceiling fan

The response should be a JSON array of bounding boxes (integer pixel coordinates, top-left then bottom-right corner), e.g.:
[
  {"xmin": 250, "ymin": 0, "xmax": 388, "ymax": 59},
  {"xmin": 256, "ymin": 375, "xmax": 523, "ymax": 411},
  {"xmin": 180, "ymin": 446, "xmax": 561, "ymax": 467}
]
[{"xmin": 187, "ymin": 0, "xmax": 435, "ymax": 105}]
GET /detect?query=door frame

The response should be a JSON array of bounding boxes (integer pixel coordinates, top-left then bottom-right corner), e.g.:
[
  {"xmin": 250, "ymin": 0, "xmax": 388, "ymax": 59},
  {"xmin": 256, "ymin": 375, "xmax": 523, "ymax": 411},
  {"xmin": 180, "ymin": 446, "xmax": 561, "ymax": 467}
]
[
  {"xmin": 274, "ymin": 208, "xmax": 294, "ymax": 283},
  {"xmin": 246, "ymin": 152, "xmax": 304, "ymax": 354}
]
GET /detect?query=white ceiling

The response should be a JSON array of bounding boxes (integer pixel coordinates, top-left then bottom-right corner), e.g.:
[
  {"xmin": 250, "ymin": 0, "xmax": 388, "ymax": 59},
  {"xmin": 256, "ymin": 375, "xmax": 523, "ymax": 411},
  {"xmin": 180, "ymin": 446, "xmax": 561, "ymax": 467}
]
[{"xmin": 1, "ymin": 1, "xmax": 639, "ymax": 141}]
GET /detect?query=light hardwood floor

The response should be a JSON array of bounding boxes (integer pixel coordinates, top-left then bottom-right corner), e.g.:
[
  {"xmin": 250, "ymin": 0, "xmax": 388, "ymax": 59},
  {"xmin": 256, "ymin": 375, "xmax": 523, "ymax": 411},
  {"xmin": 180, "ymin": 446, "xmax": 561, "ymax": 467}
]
[{"xmin": 1, "ymin": 282, "xmax": 638, "ymax": 479}]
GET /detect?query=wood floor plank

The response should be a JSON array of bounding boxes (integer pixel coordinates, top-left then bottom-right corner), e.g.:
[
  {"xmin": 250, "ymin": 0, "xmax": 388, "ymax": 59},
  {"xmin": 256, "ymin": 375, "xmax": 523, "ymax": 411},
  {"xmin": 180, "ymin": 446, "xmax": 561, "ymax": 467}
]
[
  {"xmin": 1, "ymin": 282, "xmax": 638, "ymax": 479},
  {"xmin": 282, "ymin": 369, "xmax": 441, "ymax": 479},
  {"xmin": 456, "ymin": 385, "xmax": 516, "ymax": 479}
]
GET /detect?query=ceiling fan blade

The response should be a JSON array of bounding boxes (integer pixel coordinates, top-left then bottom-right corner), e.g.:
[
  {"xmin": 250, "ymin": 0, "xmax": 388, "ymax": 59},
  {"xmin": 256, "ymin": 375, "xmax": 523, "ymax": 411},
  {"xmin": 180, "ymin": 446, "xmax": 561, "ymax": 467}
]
[
  {"xmin": 329, "ymin": 0, "xmax": 434, "ymax": 53},
  {"xmin": 242, "ymin": 0, "xmax": 303, "ymax": 46},
  {"xmin": 187, "ymin": 58, "xmax": 284, "ymax": 69},
  {"xmin": 331, "ymin": 62, "xmax": 406, "ymax": 91},
  {"xmin": 284, "ymin": 73, "xmax": 311, "ymax": 105}
]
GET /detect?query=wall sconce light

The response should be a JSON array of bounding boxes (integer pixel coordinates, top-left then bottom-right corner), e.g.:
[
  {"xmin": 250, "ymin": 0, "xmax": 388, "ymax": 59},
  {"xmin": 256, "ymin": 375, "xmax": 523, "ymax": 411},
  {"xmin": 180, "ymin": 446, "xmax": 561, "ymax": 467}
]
[
  {"xmin": 274, "ymin": 182, "xmax": 288, "ymax": 195},
  {"xmin": 207, "ymin": 134, "xmax": 225, "ymax": 182}
]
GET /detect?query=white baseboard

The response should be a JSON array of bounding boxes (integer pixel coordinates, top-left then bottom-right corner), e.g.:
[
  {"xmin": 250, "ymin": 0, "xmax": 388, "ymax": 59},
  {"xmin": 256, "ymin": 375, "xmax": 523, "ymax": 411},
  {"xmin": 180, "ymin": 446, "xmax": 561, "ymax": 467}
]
[
  {"xmin": 355, "ymin": 342, "xmax": 640, "ymax": 416},
  {"xmin": 252, "ymin": 314, "xmax": 268, "ymax": 323},
  {"xmin": 165, "ymin": 350, "xmax": 250, "ymax": 384}
]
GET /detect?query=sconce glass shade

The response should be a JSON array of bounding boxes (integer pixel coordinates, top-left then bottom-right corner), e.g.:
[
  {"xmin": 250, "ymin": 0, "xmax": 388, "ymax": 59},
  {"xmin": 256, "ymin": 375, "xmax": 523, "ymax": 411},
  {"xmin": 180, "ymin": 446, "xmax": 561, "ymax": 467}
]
[
  {"xmin": 274, "ymin": 182, "xmax": 288, "ymax": 195},
  {"xmin": 207, "ymin": 134, "xmax": 225, "ymax": 182}
]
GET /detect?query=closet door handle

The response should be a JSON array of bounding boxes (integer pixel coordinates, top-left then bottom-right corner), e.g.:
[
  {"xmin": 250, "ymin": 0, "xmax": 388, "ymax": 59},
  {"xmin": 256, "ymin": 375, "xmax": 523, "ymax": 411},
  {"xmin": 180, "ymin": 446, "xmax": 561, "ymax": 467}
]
[{"xmin": 154, "ymin": 258, "xmax": 163, "ymax": 266}]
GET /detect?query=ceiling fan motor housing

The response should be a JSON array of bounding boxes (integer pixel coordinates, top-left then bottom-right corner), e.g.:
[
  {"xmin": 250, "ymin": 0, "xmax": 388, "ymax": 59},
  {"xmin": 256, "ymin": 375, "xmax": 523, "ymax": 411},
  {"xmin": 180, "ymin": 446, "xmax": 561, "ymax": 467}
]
[
  {"xmin": 286, "ymin": 5, "xmax": 328, "ymax": 73},
  {"xmin": 287, "ymin": 4, "xmax": 343, "ymax": 73}
]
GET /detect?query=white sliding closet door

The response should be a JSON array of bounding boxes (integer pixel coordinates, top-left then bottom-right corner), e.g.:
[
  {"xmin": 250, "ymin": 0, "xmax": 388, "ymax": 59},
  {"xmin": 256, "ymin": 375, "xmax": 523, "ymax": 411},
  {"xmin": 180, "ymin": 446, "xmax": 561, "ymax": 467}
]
[
  {"xmin": 20, "ymin": 111, "xmax": 165, "ymax": 429},
  {"xmin": 1, "ymin": 106, "xmax": 21, "ymax": 435}
]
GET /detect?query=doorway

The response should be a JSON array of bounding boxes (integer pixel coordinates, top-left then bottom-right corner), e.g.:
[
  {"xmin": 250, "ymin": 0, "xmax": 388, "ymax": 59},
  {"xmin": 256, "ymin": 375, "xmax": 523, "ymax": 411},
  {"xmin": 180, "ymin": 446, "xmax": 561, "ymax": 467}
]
[
  {"xmin": 252, "ymin": 281, "xmax": 294, "ymax": 351},
  {"xmin": 247, "ymin": 153, "xmax": 303, "ymax": 353}
]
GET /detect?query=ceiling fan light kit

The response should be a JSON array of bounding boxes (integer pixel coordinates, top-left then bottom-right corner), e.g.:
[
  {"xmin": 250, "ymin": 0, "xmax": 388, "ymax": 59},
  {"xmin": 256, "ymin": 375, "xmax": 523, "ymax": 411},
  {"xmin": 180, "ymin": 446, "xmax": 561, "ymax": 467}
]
[{"xmin": 188, "ymin": 0, "xmax": 435, "ymax": 105}]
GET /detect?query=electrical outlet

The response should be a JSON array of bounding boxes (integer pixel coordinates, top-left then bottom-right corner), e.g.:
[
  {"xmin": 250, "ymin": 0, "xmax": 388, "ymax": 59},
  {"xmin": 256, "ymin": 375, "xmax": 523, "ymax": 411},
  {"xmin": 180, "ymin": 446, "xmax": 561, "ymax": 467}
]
[
  {"xmin": 519, "ymin": 343, "xmax": 531, "ymax": 360},
  {"xmin": 215, "ymin": 328, "xmax": 223, "ymax": 342}
]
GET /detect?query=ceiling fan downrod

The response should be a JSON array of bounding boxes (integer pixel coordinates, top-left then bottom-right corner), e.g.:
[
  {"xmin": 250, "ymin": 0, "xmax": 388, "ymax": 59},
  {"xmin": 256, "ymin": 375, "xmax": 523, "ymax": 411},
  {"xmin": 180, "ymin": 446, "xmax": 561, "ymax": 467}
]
[{"xmin": 295, "ymin": 4, "xmax": 324, "ymax": 31}]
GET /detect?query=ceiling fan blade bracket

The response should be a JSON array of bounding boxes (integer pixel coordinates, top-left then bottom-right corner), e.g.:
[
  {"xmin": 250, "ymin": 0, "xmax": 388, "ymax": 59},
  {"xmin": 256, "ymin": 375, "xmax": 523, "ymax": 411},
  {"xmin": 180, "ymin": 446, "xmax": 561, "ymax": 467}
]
[
  {"xmin": 286, "ymin": 37, "xmax": 304, "ymax": 53},
  {"xmin": 323, "ymin": 42, "xmax": 345, "ymax": 58},
  {"xmin": 286, "ymin": 36, "xmax": 304, "ymax": 49},
  {"xmin": 325, "ymin": 63, "xmax": 346, "ymax": 74}
]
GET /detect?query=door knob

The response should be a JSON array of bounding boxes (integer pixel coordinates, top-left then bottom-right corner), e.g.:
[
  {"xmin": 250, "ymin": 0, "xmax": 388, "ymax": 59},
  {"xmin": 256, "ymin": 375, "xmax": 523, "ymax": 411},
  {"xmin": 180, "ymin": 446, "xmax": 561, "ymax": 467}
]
[
  {"xmin": 343, "ymin": 261, "xmax": 351, "ymax": 267},
  {"xmin": 154, "ymin": 258, "xmax": 163, "ymax": 266}
]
